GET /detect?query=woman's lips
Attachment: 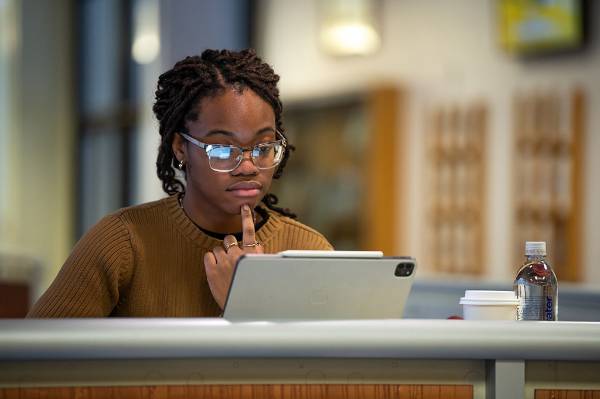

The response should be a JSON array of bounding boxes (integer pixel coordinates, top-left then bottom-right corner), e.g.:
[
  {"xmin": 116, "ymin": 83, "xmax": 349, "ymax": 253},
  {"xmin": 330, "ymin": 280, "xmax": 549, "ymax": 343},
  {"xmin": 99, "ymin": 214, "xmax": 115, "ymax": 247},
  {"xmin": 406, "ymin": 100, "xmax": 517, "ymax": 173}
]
[
  {"xmin": 227, "ymin": 181, "xmax": 262, "ymax": 198},
  {"xmin": 229, "ymin": 188, "xmax": 261, "ymax": 198}
]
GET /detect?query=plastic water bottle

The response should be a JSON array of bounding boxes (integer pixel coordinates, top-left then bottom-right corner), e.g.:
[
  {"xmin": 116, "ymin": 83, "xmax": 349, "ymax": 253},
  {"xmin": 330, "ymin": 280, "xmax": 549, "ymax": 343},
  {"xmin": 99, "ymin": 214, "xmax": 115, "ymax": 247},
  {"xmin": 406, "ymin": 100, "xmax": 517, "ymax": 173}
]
[{"xmin": 513, "ymin": 241, "xmax": 558, "ymax": 320}]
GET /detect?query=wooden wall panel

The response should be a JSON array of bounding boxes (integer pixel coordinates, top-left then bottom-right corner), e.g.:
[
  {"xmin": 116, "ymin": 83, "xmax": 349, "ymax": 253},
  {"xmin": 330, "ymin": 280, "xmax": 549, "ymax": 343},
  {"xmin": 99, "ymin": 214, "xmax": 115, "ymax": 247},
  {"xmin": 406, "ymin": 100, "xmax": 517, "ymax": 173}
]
[
  {"xmin": 0, "ymin": 282, "xmax": 29, "ymax": 318},
  {"xmin": 0, "ymin": 384, "xmax": 473, "ymax": 399},
  {"xmin": 535, "ymin": 389, "xmax": 600, "ymax": 399},
  {"xmin": 276, "ymin": 87, "xmax": 404, "ymax": 254},
  {"xmin": 364, "ymin": 87, "xmax": 403, "ymax": 255}
]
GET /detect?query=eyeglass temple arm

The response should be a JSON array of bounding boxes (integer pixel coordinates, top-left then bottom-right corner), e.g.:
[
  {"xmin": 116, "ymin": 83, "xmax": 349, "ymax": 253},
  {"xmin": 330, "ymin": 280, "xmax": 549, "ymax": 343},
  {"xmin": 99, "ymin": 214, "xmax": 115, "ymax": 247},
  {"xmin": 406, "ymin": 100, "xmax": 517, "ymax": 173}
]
[
  {"xmin": 179, "ymin": 132, "xmax": 209, "ymax": 149},
  {"xmin": 180, "ymin": 131, "xmax": 286, "ymax": 148}
]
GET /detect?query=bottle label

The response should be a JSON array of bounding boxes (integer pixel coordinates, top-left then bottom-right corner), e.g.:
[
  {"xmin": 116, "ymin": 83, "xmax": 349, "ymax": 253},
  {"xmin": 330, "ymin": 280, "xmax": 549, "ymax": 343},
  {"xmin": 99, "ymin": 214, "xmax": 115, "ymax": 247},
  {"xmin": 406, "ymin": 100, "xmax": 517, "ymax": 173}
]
[
  {"xmin": 545, "ymin": 296, "xmax": 553, "ymax": 320},
  {"xmin": 518, "ymin": 296, "xmax": 556, "ymax": 320}
]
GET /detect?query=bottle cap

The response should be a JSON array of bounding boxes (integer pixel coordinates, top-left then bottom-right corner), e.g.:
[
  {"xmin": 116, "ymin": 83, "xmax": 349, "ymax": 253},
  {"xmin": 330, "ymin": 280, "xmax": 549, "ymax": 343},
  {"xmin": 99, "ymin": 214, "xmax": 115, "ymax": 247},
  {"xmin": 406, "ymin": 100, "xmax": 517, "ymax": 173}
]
[{"xmin": 525, "ymin": 241, "xmax": 546, "ymax": 256}]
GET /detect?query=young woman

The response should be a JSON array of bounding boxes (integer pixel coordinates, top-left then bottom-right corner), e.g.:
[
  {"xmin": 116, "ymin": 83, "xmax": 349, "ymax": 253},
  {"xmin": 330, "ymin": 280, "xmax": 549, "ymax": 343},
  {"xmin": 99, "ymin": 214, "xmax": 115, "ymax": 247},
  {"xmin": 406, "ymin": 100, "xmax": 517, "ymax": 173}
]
[{"xmin": 27, "ymin": 49, "xmax": 333, "ymax": 317}]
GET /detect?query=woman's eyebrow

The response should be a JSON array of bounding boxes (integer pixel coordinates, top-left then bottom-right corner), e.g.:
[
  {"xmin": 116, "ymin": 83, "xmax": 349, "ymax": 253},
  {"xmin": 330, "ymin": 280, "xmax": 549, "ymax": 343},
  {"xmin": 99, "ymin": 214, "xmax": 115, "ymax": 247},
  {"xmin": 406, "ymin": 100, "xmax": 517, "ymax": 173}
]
[
  {"xmin": 203, "ymin": 127, "xmax": 276, "ymax": 138},
  {"xmin": 204, "ymin": 129, "xmax": 235, "ymax": 138},
  {"xmin": 254, "ymin": 127, "xmax": 277, "ymax": 137}
]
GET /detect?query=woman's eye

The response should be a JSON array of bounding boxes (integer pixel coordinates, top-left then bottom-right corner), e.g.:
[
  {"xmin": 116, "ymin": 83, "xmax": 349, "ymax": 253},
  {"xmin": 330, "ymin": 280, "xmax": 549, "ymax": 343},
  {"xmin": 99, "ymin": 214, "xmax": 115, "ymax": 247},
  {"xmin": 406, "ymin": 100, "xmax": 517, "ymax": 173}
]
[{"xmin": 255, "ymin": 145, "xmax": 273, "ymax": 156}]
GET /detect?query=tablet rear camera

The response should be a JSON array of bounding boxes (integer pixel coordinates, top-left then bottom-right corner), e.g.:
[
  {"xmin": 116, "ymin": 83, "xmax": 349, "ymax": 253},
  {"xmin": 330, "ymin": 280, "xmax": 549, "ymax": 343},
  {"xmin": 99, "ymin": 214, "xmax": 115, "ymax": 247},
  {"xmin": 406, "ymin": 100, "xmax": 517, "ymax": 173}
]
[{"xmin": 395, "ymin": 262, "xmax": 414, "ymax": 277}]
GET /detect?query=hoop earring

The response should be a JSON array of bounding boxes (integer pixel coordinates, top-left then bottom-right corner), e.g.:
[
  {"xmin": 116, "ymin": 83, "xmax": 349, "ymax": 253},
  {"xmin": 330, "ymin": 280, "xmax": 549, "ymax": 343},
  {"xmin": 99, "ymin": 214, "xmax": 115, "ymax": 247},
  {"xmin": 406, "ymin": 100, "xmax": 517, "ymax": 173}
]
[{"xmin": 178, "ymin": 159, "xmax": 185, "ymax": 170}]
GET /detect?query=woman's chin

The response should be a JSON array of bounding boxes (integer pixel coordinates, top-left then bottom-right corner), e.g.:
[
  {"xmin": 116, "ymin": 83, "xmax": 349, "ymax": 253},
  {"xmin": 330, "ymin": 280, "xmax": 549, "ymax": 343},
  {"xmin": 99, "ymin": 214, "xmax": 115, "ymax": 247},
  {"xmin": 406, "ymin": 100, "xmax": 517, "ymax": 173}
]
[{"xmin": 224, "ymin": 198, "xmax": 260, "ymax": 214}]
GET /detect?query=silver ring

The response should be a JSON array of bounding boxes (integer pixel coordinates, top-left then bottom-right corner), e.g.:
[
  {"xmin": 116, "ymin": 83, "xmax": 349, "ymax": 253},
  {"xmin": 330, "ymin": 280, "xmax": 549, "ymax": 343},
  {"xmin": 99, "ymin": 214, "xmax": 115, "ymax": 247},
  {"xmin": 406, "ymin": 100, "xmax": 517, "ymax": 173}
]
[{"xmin": 242, "ymin": 241, "xmax": 261, "ymax": 248}]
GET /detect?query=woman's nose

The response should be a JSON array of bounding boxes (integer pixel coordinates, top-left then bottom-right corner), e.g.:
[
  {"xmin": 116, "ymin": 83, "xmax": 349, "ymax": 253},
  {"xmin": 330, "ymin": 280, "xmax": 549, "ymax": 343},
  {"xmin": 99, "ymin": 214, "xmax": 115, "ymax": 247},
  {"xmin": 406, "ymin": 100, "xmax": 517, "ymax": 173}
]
[{"xmin": 232, "ymin": 150, "xmax": 259, "ymax": 175}]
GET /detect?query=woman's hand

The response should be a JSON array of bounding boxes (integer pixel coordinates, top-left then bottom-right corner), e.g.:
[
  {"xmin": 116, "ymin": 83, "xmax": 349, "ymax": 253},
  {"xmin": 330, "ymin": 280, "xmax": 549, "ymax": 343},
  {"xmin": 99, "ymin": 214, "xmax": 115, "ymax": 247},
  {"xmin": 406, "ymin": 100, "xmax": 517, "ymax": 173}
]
[{"xmin": 203, "ymin": 204, "xmax": 263, "ymax": 310}]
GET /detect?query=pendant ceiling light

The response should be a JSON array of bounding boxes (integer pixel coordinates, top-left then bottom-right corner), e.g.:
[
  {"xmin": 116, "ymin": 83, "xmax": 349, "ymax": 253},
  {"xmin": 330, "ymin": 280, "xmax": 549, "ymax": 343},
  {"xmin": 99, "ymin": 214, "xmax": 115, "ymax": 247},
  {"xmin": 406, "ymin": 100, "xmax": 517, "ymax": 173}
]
[
  {"xmin": 131, "ymin": 0, "xmax": 160, "ymax": 64},
  {"xmin": 319, "ymin": 0, "xmax": 382, "ymax": 56}
]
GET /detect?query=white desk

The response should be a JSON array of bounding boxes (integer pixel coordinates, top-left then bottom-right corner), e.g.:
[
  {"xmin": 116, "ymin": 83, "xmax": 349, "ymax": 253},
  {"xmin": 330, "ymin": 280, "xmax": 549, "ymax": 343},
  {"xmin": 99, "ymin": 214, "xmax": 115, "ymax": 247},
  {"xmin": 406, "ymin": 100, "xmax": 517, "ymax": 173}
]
[{"xmin": 1, "ymin": 319, "xmax": 599, "ymax": 399}]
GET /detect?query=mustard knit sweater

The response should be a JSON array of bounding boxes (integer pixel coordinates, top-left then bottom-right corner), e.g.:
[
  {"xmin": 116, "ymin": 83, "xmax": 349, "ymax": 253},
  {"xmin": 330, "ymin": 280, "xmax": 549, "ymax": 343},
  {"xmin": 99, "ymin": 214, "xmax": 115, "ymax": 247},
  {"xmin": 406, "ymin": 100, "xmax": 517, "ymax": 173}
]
[{"xmin": 27, "ymin": 195, "xmax": 333, "ymax": 317}]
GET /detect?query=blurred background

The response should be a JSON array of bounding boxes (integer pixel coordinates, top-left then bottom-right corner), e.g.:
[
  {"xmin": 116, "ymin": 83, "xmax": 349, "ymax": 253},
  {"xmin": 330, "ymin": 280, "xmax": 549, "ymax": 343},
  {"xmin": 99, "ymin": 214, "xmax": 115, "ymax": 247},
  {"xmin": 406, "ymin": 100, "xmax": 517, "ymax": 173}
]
[{"xmin": 1, "ymin": 0, "xmax": 599, "ymax": 319}]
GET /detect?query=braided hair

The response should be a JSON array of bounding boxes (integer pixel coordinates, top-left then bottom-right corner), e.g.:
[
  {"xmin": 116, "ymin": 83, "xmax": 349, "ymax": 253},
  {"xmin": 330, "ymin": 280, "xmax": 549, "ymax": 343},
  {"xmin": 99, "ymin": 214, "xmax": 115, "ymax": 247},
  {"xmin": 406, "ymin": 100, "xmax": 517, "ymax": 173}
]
[{"xmin": 153, "ymin": 48, "xmax": 296, "ymax": 218}]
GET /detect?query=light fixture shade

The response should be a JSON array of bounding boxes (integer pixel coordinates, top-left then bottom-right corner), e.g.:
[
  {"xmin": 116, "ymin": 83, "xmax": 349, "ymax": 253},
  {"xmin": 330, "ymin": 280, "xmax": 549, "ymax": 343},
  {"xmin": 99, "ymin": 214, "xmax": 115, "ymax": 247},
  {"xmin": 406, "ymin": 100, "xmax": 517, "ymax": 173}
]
[
  {"xmin": 131, "ymin": 0, "xmax": 160, "ymax": 64},
  {"xmin": 319, "ymin": 0, "xmax": 382, "ymax": 56}
]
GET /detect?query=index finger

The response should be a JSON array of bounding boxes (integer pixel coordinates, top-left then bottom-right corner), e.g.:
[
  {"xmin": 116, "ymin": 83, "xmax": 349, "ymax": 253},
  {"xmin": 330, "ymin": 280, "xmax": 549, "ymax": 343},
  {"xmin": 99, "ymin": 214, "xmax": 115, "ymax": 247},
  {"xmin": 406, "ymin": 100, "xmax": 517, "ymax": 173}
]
[{"xmin": 241, "ymin": 204, "xmax": 256, "ymax": 246}]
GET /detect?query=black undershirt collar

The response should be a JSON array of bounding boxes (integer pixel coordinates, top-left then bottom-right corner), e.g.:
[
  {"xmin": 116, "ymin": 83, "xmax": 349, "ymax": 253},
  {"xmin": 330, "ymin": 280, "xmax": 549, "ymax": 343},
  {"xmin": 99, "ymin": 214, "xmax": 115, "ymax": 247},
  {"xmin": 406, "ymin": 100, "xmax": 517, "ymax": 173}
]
[{"xmin": 195, "ymin": 206, "xmax": 270, "ymax": 241}]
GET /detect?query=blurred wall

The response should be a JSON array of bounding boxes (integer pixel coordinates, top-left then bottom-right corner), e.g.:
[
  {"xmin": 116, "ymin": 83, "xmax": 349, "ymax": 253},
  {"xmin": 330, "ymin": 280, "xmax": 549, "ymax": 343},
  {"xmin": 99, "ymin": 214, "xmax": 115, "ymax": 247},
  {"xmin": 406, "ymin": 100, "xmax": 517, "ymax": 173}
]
[
  {"xmin": 134, "ymin": 0, "xmax": 250, "ymax": 206},
  {"xmin": 256, "ymin": 0, "xmax": 600, "ymax": 284},
  {"xmin": 3, "ymin": 0, "xmax": 597, "ymax": 299},
  {"xmin": 0, "ymin": 0, "xmax": 75, "ymax": 292},
  {"xmin": 1, "ymin": 0, "xmax": 250, "ymax": 295},
  {"xmin": 159, "ymin": 0, "xmax": 249, "ymax": 67}
]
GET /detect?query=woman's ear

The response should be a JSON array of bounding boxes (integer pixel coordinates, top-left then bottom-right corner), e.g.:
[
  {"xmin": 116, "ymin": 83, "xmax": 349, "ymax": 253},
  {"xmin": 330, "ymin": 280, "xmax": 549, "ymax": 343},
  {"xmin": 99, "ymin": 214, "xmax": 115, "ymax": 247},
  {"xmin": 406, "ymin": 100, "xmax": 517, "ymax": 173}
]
[{"xmin": 172, "ymin": 133, "xmax": 186, "ymax": 163}]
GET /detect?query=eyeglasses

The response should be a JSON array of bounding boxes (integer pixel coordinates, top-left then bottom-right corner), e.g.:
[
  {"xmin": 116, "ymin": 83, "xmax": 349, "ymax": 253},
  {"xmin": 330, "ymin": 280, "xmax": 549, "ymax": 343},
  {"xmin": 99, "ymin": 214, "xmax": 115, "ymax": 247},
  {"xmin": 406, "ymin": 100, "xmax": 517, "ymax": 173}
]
[{"xmin": 178, "ymin": 131, "xmax": 287, "ymax": 173}]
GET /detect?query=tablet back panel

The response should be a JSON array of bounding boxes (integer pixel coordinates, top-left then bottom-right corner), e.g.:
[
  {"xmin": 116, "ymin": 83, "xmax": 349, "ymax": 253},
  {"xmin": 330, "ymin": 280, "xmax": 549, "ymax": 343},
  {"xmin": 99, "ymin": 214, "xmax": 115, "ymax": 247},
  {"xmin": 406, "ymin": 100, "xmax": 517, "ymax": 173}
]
[{"xmin": 223, "ymin": 254, "xmax": 416, "ymax": 321}]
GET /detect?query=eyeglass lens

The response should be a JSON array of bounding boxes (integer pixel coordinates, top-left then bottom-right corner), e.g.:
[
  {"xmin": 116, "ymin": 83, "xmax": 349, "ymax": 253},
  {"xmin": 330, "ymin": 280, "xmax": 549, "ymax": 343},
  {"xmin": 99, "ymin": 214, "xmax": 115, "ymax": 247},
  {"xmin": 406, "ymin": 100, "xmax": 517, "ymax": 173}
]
[{"xmin": 208, "ymin": 142, "xmax": 284, "ymax": 172}]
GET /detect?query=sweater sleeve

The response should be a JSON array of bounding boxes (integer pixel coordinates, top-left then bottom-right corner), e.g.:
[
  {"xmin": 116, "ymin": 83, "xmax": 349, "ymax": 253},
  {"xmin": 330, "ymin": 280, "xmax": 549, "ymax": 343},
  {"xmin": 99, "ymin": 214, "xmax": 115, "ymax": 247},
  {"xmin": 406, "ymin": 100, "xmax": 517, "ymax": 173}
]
[
  {"xmin": 305, "ymin": 230, "xmax": 334, "ymax": 250},
  {"xmin": 271, "ymin": 216, "xmax": 334, "ymax": 252},
  {"xmin": 27, "ymin": 214, "xmax": 133, "ymax": 317}
]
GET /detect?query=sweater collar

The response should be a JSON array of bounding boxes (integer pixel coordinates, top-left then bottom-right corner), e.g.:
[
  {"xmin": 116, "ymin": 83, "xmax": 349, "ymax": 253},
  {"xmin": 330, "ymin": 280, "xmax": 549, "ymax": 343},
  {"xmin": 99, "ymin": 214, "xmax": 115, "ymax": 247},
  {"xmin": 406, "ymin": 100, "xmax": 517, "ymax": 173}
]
[{"xmin": 165, "ymin": 194, "xmax": 283, "ymax": 249}]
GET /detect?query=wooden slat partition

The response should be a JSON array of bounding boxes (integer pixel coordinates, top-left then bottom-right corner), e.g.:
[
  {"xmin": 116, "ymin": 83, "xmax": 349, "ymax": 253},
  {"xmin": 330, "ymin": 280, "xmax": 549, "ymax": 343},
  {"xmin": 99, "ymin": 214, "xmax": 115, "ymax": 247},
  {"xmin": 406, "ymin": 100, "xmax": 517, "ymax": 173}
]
[
  {"xmin": 0, "ymin": 384, "xmax": 473, "ymax": 399},
  {"xmin": 511, "ymin": 87, "xmax": 585, "ymax": 282},
  {"xmin": 424, "ymin": 101, "xmax": 487, "ymax": 275}
]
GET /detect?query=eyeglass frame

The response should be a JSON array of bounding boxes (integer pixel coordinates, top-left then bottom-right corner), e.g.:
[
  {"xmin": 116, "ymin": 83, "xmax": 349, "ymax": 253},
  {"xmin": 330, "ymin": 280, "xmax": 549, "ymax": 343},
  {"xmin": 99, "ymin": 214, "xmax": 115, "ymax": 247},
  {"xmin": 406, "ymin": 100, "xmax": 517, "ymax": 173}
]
[{"xmin": 178, "ymin": 130, "xmax": 288, "ymax": 173}]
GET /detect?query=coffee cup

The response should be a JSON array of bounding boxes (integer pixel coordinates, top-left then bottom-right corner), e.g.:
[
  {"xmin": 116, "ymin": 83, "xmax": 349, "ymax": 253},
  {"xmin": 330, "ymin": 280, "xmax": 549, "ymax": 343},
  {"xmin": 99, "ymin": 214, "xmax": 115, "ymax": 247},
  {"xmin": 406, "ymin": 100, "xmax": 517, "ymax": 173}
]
[{"xmin": 459, "ymin": 290, "xmax": 519, "ymax": 320}]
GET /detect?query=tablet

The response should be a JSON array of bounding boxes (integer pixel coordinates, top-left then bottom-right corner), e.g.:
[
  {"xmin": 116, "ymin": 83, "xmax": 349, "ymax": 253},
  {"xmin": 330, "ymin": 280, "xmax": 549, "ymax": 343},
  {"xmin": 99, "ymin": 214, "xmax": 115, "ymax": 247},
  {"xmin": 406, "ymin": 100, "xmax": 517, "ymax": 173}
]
[{"xmin": 223, "ymin": 251, "xmax": 417, "ymax": 321}]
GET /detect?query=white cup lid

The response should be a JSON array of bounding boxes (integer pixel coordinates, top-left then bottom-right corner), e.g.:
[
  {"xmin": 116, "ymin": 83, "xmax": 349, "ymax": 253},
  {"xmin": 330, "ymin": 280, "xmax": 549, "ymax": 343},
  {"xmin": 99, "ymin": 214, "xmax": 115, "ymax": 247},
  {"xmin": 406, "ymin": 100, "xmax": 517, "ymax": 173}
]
[{"xmin": 459, "ymin": 290, "xmax": 519, "ymax": 305}]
